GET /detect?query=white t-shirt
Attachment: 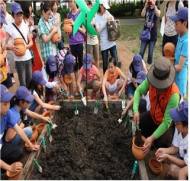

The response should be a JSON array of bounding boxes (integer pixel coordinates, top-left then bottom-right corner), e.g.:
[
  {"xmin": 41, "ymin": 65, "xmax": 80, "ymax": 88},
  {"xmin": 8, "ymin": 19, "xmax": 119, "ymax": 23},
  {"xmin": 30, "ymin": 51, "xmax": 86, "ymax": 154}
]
[
  {"xmin": 94, "ymin": 10, "xmax": 116, "ymax": 51},
  {"xmin": 6, "ymin": 20, "xmax": 32, "ymax": 62},
  {"xmin": 164, "ymin": 1, "xmax": 184, "ymax": 36},
  {"xmin": 172, "ymin": 128, "xmax": 188, "ymax": 165}
]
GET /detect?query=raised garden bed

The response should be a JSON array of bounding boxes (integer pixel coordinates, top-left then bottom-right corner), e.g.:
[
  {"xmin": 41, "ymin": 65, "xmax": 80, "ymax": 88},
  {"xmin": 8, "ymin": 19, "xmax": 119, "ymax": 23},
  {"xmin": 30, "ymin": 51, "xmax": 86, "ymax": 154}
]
[{"xmin": 28, "ymin": 101, "xmax": 140, "ymax": 180}]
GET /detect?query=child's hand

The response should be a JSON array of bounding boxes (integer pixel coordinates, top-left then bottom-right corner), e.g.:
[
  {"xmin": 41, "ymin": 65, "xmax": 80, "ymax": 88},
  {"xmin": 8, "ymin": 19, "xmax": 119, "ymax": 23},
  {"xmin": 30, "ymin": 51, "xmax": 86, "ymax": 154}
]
[
  {"xmin": 157, "ymin": 153, "xmax": 168, "ymax": 162},
  {"xmin": 43, "ymin": 116, "xmax": 51, "ymax": 123},
  {"xmin": 9, "ymin": 162, "xmax": 23, "ymax": 173},
  {"xmin": 29, "ymin": 143, "xmax": 40, "ymax": 151},
  {"xmin": 155, "ymin": 148, "xmax": 166, "ymax": 158},
  {"xmin": 54, "ymin": 105, "xmax": 61, "ymax": 111},
  {"xmin": 133, "ymin": 112, "xmax": 140, "ymax": 124}
]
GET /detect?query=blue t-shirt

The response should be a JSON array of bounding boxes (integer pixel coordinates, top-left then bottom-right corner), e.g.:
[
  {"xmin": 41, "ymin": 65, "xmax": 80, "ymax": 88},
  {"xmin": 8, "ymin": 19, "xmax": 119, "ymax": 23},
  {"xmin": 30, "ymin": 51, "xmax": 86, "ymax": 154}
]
[
  {"xmin": 0, "ymin": 109, "xmax": 19, "ymax": 149},
  {"xmin": 8, "ymin": 106, "xmax": 21, "ymax": 128},
  {"xmin": 174, "ymin": 32, "xmax": 188, "ymax": 96}
]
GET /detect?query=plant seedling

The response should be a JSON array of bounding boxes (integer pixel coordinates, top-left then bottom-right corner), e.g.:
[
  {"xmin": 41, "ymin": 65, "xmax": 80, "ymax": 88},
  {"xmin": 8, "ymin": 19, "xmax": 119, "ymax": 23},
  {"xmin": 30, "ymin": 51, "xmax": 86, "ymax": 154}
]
[
  {"xmin": 33, "ymin": 159, "xmax": 43, "ymax": 173},
  {"xmin": 94, "ymin": 100, "xmax": 99, "ymax": 114},
  {"xmin": 74, "ymin": 103, "xmax": 79, "ymax": 116},
  {"xmin": 41, "ymin": 136, "xmax": 47, "ymax": 152},
  {"xmin": 121, "ymin": 99, "xmax": 126, "ymax": 111}
]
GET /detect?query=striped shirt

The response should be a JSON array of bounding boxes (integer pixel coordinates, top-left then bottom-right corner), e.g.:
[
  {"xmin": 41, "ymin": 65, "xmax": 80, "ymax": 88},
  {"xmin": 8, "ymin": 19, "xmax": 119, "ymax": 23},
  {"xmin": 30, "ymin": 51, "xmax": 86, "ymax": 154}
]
[{"xmin": 38, "ymin": 17, "xmax": 57, "ymax": 62}]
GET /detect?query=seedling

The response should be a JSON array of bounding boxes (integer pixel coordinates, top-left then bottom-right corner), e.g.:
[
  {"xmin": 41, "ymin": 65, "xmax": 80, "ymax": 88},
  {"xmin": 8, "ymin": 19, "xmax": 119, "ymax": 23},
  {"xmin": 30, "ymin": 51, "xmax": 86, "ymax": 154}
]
[
  {"xmin": 41, "ymin": 136, "xmax": 47, "ymax": 152},
  {"xmin": 94, "ymin": 100, "xmax": 99, "ymax": 114},
  {"xmin": 33, "ymin": 159, "xmax": 43, "ymax": 173},
  {"xmin": 74, "ymin": 103, "xmax": 79, "ymax": 116},
  {"xmin": 121, "ymin": 99, "xmax": 126, "ymax": 111}
]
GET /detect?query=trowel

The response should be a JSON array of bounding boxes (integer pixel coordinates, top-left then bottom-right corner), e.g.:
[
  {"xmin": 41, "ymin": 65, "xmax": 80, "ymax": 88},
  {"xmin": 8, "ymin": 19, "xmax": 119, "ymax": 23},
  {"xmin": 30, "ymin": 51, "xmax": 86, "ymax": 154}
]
[
  {"xmin": 79, "ymin": 90, "xmax": 87, "ymax": 106},
  {"xmin": 48, "ymin": 121, "xmax": 57, "ymax": 130}
]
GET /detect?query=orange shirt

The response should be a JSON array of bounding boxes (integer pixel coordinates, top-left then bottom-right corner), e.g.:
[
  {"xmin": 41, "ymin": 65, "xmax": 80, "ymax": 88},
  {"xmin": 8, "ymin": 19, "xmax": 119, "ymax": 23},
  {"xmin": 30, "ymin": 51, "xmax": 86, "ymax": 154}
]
[{"xmin": 107, "ymin": 67, "xmax": 121, "ymax": 84}]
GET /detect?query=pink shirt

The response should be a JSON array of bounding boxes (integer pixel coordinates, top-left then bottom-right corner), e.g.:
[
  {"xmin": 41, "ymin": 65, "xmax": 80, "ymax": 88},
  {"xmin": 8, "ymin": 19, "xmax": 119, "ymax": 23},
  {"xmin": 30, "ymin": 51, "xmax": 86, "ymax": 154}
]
[{"xmin": 80, "ymin": 65, "xmax": 98, "ymax": 83}]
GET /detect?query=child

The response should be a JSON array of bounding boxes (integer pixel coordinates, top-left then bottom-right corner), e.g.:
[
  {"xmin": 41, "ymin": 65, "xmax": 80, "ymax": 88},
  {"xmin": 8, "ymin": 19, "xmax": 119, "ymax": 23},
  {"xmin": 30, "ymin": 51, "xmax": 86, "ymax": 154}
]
[
  {"xmin": 126, "ymin": 54, "xmax": 147, "ymax": 99},
  {"xmin": 102, "ymin": 57, "xmax": 126, "ymax": 103},
  {"xmin": 61, "ymin": 53, "xmax": 76, "ymax": 99},
  {"xmin": 0, "ymin": 84, "xmax": 39, "ymax": 173},
  {"xmin": 155, "ymin": 101, "xmax": 188, "ymax": 180},
  {"xmin": 5, "ymin": 86, "xmax": 51, "ymax": 144},
  {"xmin": 29, "ymin": 71, "xmax": 60, "ymax": 113},
  {"xmin": 170, "ymin": 7, "xmax": 188, "ymax": 100},
  {"xmin": 77, "ymin": 54, "xmax": 101, "ymax": 99},
  {"xmin": 122, "ymin": 71, "xmax": 149, "ymax": 117}
]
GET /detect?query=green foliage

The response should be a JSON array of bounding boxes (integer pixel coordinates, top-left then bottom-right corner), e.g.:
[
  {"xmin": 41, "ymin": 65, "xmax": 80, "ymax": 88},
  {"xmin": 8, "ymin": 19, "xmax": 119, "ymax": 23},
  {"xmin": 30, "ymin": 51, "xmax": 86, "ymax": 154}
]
[
  {"xmin": 58, "ymin": 5, "xmax": 70, "ymax": 21},
  {"xmin": 110, "ymin": 2, "xmax": 137, "ymax": 17}
]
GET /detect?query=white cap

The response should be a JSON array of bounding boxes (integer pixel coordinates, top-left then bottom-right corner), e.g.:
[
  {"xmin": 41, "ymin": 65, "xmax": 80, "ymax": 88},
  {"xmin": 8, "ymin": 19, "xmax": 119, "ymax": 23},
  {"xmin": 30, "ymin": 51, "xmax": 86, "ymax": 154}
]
[{"xmin": 99, "ymin": 0, "xmax": 110, "ymax": 9}]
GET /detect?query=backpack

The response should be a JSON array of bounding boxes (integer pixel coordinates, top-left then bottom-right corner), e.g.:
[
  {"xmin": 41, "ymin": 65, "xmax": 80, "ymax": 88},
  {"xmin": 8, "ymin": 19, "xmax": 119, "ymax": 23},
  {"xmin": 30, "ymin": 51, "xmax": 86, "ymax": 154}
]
[{"xmin": 107, "ymin": 19, "xmax": 120, "ymax": 41}]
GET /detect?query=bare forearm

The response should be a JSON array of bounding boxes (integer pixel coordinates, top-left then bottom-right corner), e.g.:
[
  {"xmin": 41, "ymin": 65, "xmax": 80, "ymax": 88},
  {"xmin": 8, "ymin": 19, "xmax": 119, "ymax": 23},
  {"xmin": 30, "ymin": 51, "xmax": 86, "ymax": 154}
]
[
  {"xmin": 0, "ymin": 160, "xmax": 11, "ymax": 171},
  {"xmin": 154, "ymin": 6, "xmax": 160, "ymax": 17},
  {"xmin": 167, "ymin": 155, "xmax": 186, "ymax": 167}
]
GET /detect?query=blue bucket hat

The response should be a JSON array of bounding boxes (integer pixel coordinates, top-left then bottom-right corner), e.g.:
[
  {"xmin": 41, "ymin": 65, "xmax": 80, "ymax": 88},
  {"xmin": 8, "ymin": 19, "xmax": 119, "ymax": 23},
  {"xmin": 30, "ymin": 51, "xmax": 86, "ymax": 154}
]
[
  {"xmin": 16, "ymin": 86, "xmax": 34, "ymax": 103},
  {"xmin": 47, "ymin": 55, "xmax": 57, "ymax": 73},
  {"xmin": 135, "ymin": 71, "xmax": 147, "ymax": 84},
  {"xmin": 11, "ymin": 2, "xmax": 23, "ymax": 15},
  {"xmin": 170, "ymin": 7, "xmax": 188, "ymax": 22},
  {"xmin": 0, "ymin": 8, "xmax": 7, "ymax": 25},
  {"xmin": 83, "ymin": 54, "xmax": 93, "ymax": 69},
  {"xmin": 132, "ymin": 54, "xmax": 143, "ymax": 72},
  {"xmin": 64, "ymin": 54, "xmax": 75, "ymax": 74},
  {"xmin": 0, "ymin": 84, "xmax": 14, "ymax": 102},
  {"xmin": 170, "ymin": 101, "xmax": 188, "ymax": 124},
  {"xmin": 32, "ymin": 71, "xmax": 47, "ymax": 86}
]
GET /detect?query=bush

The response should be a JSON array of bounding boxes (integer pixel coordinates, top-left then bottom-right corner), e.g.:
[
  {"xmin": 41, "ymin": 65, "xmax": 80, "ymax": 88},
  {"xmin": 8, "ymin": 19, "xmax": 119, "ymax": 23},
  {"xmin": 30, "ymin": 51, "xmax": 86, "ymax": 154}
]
[{"xmin": 110, "ymin": 2, "xmax": 136, "ymax": 17}]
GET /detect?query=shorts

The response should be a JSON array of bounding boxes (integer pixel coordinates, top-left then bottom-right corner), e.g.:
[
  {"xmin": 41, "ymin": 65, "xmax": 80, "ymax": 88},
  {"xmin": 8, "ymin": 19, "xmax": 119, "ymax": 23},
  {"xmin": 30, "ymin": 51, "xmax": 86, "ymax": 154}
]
[{"xmin": 82, "ymin": 80, "xmax": 100, "ymax": 90}]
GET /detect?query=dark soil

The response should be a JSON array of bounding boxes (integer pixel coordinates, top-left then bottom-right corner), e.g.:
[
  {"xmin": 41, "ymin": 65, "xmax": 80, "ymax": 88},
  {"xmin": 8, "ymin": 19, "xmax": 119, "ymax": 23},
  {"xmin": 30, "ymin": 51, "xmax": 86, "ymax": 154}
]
[{"xmin": 30, "ymin": 106, "xmax": 139, "ymax": 180}]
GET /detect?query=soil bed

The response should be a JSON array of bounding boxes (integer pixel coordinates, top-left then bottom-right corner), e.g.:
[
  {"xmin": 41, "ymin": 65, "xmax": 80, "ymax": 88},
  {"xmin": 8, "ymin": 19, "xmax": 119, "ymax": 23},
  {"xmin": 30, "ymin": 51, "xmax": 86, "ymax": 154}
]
[{"xmin": 30, "ymin": 106, "xmax": 139, "ymax": 180}]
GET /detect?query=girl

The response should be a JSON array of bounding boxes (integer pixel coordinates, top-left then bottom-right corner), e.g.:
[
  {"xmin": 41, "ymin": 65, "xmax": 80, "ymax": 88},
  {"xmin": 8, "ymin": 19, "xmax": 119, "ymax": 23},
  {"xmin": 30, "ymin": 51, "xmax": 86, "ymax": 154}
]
[
  {"xmin": 61, "ymin": 52, "xmax": 76, "ymax": 99},
  {"xmin": 38, "ymin": 1, "xmax": 58, "ymax": 63},
  {"xmin": 102, "ymin": 57, "xmax": 126, "ymax": 103},
  {"xmin": 5, "ymin": 86, "xmax": 51, "ymax": 144},
  {"xmin": 29, "ymin": 71, "xmax": 60, "ymax": 113},
  {"xmin": 170, "ymin": 7, "xmax": 188, "ymax": 100},
  {"xmin": 5, "ymin": 2, "xmax": 33, "ymax": 88},
  {"xmin": 126, "ymin": 54, "xmax": 147, "ymax": 99},
  {"xmin": 77, "ymin": 54, "xmax": 101, "ymax": 99}
]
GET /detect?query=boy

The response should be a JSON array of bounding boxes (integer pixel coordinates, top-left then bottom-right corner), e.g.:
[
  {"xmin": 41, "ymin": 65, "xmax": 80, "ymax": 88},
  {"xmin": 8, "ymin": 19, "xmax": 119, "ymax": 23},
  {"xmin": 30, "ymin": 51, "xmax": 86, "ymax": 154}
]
[
  {"xmin": 170, "ymin": 7, "xmax": 188, "ymax": 100},
  {"xmin": 0, "ymin": 84, "xmax": 39, "ymax": 173},
  {"xmin": 77, "ymin": 54, "xmax": 101, "ymax": 99},
  {"xmin": 155, "ymin": 101, "xmax": 188, "ymax": 180}
]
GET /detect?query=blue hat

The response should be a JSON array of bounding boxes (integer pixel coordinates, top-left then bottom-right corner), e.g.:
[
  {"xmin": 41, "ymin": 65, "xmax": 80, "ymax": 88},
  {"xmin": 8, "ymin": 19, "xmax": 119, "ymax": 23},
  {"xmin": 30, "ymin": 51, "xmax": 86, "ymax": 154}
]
[
  {"xmin": 32, "ymin": 71, "xmax": 47, "ymax": 86},
  {"xmin": 64, "ymin": 53, "xmax": 75, "ymax": 74},
  {"xmin": 170, "ymin": 7, "xmax": 188, "ymax": 22},
  {"xmin": 11, "ymin": 2, "xmax": 23, "ymax": 15},
  {"xmin": 170, "ymin": 101, "xmax": 188, "ymax": 124},
  {"xmin": 83, "ymin": 54, "xmax": 93, "ymax": 69},
  {"xmin": 47, "ymin": 55, "xmax": 57, "ymax": 72},
  {"xmin": 0, "ymin": 84, "xmax": 14, "ymax": 102},
  {"xmin": 16, "ymin": 86, "xmax": 34, "ymax": 103},
  {"xmin": 135, "ymin": 71, "xmax": 147, "ymax": 84},
  {"xmin": 0, "ymin": 8, "xmax": 7, "ymax": 25},
  {"xmin": 132, "ymin": 54, "xmax": 143, "ymax": 72}
]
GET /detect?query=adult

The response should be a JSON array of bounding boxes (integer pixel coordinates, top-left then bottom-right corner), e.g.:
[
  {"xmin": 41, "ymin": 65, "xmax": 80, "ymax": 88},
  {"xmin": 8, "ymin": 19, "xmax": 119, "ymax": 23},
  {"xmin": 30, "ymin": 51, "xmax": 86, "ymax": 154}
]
[
  {"xmin": 86, "ymin": 0, "xmax": 100, "ymax": 68},
  {"xmin": 5, "ymin": 2, "xmax": 33, "ymax": 88},
  {"xmin": 139, "ymin": 0, "xmax": 160, "ymax": 64},
  {"xmin": 38, "ymin": 1, "xmax": 58, "ymax": 63},
  {"xmin": 94, "ymin": 0, "xmax": 118, "ymax": 73},
  {"xmin": 19, "ymin": 1, "xmax": 43, "ymax": 72},
  {"xmin": 67, "ymin": 0, "xmax": 85, "ymax": 74},
  {"xmin": 50, "ymin": 1, "xmax": 62, "ymax": 39},
  {"xmin": 160, "ymin": 0, "xmax": 184, "ymax": 53},
  {"xmin": 133, "ymin": 59, "xmax": 180, "ymax": 155},
  {"xmin": 0, "ymin": 0, "xmax": 15, "ymax": 84}
]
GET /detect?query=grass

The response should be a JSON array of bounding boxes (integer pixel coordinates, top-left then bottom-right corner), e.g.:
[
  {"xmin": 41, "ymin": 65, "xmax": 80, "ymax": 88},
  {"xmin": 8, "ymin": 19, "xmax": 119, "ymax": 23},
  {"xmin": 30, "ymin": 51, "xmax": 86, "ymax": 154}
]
[{"xmin": 119, "ymin": 21, "xmax": 163, "ymax": 64}]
